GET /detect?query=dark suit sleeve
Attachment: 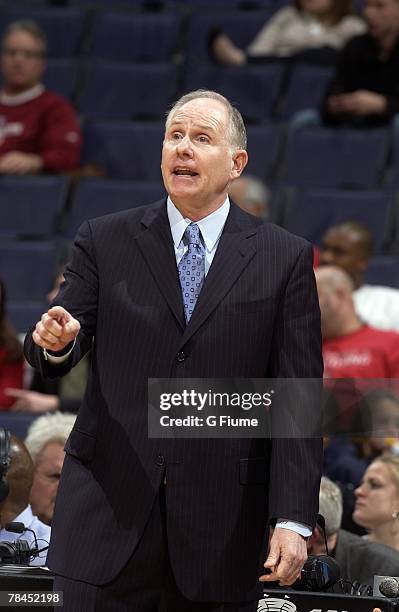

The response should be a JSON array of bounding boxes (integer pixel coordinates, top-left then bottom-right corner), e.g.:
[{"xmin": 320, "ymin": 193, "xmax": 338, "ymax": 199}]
[
  {"xmin": 24, "ymin": 221, "xmax": 98, "ymax": 379},
  {"xmin": 268, "ymin": 242, "xmax": 323, "ymax": 528}
]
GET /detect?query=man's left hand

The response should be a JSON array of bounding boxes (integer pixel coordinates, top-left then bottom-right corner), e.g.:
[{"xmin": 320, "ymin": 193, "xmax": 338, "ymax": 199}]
[
  {"xmin": 0, "ymin": 151, "xmax": 43, "ymax": 174},
  {"xmin": 259, "ymin": 527, "xmax": 307, "ymax": 586}
]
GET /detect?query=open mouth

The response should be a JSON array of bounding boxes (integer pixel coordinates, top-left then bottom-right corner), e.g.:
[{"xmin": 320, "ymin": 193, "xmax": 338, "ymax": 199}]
[{"xmin": 173, "ymin": 168, "xmax": 198, "ymax": 177}]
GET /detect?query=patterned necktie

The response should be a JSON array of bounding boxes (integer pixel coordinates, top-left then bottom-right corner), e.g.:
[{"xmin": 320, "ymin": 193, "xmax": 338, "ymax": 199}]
[{"xmin": 178, "ymin": 223, "xmax": 205, "ymax": 322}]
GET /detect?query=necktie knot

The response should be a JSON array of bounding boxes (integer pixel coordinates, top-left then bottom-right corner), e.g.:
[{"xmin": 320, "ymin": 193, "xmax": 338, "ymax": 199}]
[{"xmin": 184, "ymin": 223, "xmax": 202, "ymax": 247}]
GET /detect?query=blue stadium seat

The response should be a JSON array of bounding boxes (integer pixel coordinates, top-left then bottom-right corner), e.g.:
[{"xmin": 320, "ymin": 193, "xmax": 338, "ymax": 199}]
[
  {"xmin": 279, "ymin": 127, "xmax": 388, "ymax": 188},
  {"xmin": 385, "ymin": 119, "xmax": 399, "ymax": 187},
  {"xmin": 65, "ymin": 178, "xmax": 166, "ymax": 238},
  {"xmin": 245, "ymin": 124, "xmax": 284, "ymax": 180},
  {"xmin": 86, "ymin": 11, "xmax": 182, "ymax": 62},
  {"xmin": 0, "ymin": 176, "xmax": 68, "ymax": 239},
  {"xmin": 43, "ymin": 59, "xmax": 78, "ymax": 101},
  {"xmin": 279, "ymin": 63, "xmax": 334, "ymax": 119},
  {"xmin": 0, "ymin": 242, "xmax": 58, "ymax": 301},
  {"xmin": 78, "ymin": 61, "xmax": 178, "ymax": 120},
  {"xmin": 282, "ymin": 189, "xmax": 394, "ymax": 254},
  {"xmin": 184, "ymin": 63, "xmax": 284, "ymax": 122},
  {"xmin": 82, "ymin": 121, "xmax": 164, "ymax": 180},
  {"xmin": 0, "ymin": 413, "xmax": 39, "ymax": 440},
  {"xmin": 8, "ymin": 300, "xmax": 47, "ymax": 334},
  {"xmin": 364, "ymin": 256, "xmax": 399, "ymax": 288},
  {"xmin": 0, "ymin": 8, "xmax": 86, "ymax": 57},
  {"xmin": 185, "ymin": 10, "xmax": 272, "ymax": 65}
]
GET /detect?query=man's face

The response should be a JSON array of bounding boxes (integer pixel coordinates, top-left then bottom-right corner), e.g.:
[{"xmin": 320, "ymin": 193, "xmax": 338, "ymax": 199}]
[
  {"xmin": 29, "ymin": 441, "xmax": 64, "ymax": 526},
  {"xmin": 319, "ymin": 228, "xmax": 368, "ymax": 281},
  {"xmin": 363, "ymin": 0, "xmax": 399, "ymax": 40},
  {"xmin": 161, "ymin": 98, "xmax": 247, "ymax": 211},
  {"xmin": 1, "ymin": 30, "xmax": 45, "ymax": 93}
]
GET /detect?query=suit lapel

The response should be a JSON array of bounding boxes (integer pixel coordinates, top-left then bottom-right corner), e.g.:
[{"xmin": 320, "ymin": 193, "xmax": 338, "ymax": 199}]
[
  {"xmin": 135, "ymin": 200, "xmax": 260, "ymax": 341},
  {"xmin": 178, "ymin": 204, "xmax": 259, "ymax": 348},
  {"xmin": 135, "ymin": 201, "xmax": 185, "ymax": 330}
]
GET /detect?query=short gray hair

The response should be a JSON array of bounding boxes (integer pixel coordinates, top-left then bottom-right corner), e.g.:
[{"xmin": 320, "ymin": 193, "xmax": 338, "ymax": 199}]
[
  {"xmin": 319, "ymin": 476, "xmax": 343, "ymax": 537},
  {"xmin": 2, "ymin": 20, "xmax": 47, "ymax": 55},
  {"xmin": 165, "ymin": 89, "xmax": 247, "ymax": 151},
  {"xmin": 25, "ymin": 412, "xmax": 76, "ymax": 463}
]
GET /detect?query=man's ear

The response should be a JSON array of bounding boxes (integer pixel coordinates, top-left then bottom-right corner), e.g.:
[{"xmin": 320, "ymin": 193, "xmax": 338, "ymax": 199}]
[{"xmin": 231, "ymin": 149, "xmax": 248, "ymax": 179}]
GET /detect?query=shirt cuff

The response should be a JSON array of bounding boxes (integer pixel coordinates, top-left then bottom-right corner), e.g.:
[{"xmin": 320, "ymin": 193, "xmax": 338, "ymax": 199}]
[
  {"xmin": 276, "ymin": 519, "xmax": 312, "ymax": 539},
  {"xmin": 43, "ymin": 340, "xmax": 76, "ymax": 364}
]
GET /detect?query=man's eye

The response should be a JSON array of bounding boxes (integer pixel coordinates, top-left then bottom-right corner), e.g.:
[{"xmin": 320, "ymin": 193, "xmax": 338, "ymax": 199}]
[
  {"xmin": 197, "ymin": 136, "xmax": 209, "ymax": 143},
  {"xmin": 172, "ymin": 133, "xmax": 182, "ymax": 140}
]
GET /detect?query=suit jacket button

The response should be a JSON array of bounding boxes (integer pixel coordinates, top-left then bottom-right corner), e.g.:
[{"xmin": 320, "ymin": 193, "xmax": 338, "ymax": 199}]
[
  {"xmin": 156, "ymin": 454, "xmax": 165, "ymax": 467},
  {"xmin": 176, "ymin": 351, "xmax": 186, "ymax": 363}
]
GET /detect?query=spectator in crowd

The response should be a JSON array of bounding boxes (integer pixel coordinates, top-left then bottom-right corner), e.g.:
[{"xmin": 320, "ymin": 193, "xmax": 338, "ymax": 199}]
[
  {"xmin": 353, "ymin": 454, "xmax": 399, "ymax": 551},
  {"xmin": 0, "ymin": 20, "xmax": 81, "ymax": 174},
  {"xmin": 316, "ymin": 266, "xmax": 399, "ymax": 379},
  {"xmin": 0, "ymin": 432, "xmax": 50, "ymax": 566},
  {"xmin": 6, "ymin": 270, "xmax": 89, "ymax": 414},
  {"xmin": 322, "ymin": 0, "xmax": 399, "ymax": 126},
  {"xmin": 316, "ymin": 265, "xmax": 399, "ymax": 434},
  {"xmin": 320, "ymin": 221, "xmax": 399, "ymax": 331},
  {"xmin": 308, "ymin": 476, "xmax": 399, "ymax": 589},
  {"xmin": 25, "ymin": 412, "xmax": 76, "ymax": 526},
  {"xmin": 211, "ymin": 0, "xmax": 365, "ymax": 65},
  {"xmin": 0, "ymin": 278, "xmax": 23, "ymax": 410},
  {"xmin": 228, "ymin": 174, "xmax": 270, "ymax": 219}
]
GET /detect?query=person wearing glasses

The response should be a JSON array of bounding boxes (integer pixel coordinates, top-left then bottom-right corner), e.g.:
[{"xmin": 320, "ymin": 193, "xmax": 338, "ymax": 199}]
[{"xmin": 0, "ymin": 20, "xmax": 81, "ymax": 175}]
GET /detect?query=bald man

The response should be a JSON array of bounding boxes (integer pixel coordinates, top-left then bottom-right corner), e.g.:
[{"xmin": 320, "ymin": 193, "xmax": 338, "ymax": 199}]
[
  {"xmin": 316, "ymin": 266, "xmax": 399, "ymax": 427},
  {"xmin": 320, "ymin": 221, "xmax": 399, "ymax": 332},
  {"xmin": 228, "ymin": 175, "xmax": 270, "ymax": 219},
  {"xmin": 0, "ymin": 434, "xmax": 50, "ymax": 566}
]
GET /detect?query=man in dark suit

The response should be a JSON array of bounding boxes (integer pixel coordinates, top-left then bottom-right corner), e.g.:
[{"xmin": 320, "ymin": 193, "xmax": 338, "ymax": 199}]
[{"xmin": 24, "ymin": 90, "xmax": 323, "ymax": 611}]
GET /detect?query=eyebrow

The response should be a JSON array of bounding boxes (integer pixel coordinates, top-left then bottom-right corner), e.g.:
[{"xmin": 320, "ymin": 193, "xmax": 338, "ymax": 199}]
[{"xmin": 168, "ymin": 121, "xmax": 217, "ymax": 133}]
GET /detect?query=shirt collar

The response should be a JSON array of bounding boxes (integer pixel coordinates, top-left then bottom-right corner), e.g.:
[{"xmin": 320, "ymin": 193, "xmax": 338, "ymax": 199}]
[
  {"xmin": 0, "ymin": 84, "xmax": 44, "ymax": 106},
  {"xmin": 167, "ymin": 196, "xmax": 230, "ymax": 253}
]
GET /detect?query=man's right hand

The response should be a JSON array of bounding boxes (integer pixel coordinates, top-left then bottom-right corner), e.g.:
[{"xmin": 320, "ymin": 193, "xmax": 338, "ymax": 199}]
[{"xmin": 32, "ymin": 306, "xmax": 80, "ymax": 353}]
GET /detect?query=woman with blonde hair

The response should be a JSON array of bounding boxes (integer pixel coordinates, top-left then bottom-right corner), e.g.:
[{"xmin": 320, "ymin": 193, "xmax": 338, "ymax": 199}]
[{"xmin": 354, "ymin": 453, "xmax": 399, "ymax": 551}]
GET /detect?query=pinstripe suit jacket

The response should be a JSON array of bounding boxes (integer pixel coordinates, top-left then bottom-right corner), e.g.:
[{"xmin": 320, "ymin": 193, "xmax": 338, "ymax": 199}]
[{"xmin": 24, "ymin": 199, "xmax": 323, "ymax": 602}]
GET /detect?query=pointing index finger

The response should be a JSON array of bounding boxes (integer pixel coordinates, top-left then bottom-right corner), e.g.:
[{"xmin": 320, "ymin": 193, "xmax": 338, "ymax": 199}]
[{"xmin": 47, "ymin": 306, "xmax": 71, "ymax": 325}]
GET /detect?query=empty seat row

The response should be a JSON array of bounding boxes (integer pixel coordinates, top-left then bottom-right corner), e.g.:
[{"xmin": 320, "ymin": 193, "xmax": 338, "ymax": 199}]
[
  {"xmin": 1, "ymin": 174, "xmax": 399, "ymax": 253},
  {"xmin": 33, "ymin": 60, "xmax": 333, "ymax": 124},
  {"xmin": 277, "ymin": 188, "xmax": 398, "ymax": 254},
  {"xmin": 80, "ymin": 120, "xmax": 399, "ymax": 188},
  {"xmin": 184, "ymin": 63, "xmax": 334, "ymax": 122}
]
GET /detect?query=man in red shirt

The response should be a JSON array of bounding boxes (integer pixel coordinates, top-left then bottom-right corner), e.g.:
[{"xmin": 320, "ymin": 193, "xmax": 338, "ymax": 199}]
[
  {"xmin": 316, "ymin": 265, "xmax": 399, "ymax": 429},
  {"xmin": 316, "ymin": 266, "xmax": 399, "ymax": 379},
  {"xmin": 0, "ymin": 19, "xmax": 81, "ymax": 174}
]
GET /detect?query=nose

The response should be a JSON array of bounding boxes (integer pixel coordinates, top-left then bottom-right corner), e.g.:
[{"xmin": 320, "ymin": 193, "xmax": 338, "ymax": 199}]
[
  {"xmin": 355, "ymin": 483, "xmax": 364, "ymax": 498},
  {"xmin": 176, "ymin": 135, "xmax": 193, "ymax": 158}
]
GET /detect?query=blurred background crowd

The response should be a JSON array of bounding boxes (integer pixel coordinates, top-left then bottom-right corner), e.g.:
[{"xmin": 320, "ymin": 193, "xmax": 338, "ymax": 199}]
[{"xmin": 1, "ymin": 0, "xmax": 399, "ymax": 589}]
